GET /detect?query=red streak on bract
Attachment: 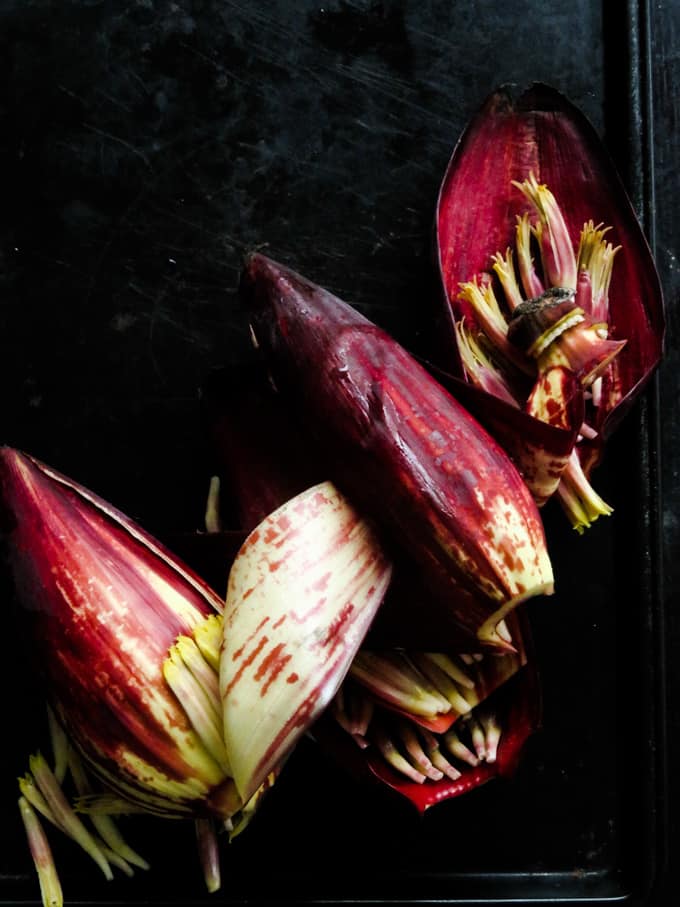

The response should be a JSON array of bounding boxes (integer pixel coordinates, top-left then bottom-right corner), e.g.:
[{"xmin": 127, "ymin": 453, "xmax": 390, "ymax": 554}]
[
  {"xmin": 268, "ymin": 559, "xmax": 283, "ymax": 572},
  {"xmin": 290, "ymin": 596, "xmax": 327, "ymax": 624},
  {"xmin": 252, "ymin": 653, "xmax": 348, "ymax": 788},
  {"xmin": 277, "ymin": 514, "xmax": 292, "ymax": 532},
  {"xmin": 312, "ymin": 491, "xmax": 329, "ymax": 510},
  {"xmin": 286, "ymin": 672, "xmax": 299, "ymax": 683},
  {"xmin": 313, "ymin": 571, "xmax": 331, "ymax": 592},
  {"xmin": 319, "ymin": 602, "xmax": 354, "ymax": 657},
  {"xmin": 244, "ymin": 529, "xmax": 260, "ymax": 549},
  {"xmin": 231, "ymin": 616, "xmax": 269, "ymax": 660},
  {"xmin": 255, "ymin": 643, "xmax": 293, "ymax": 696},
  {"xmin": 225, "ymin": 634, "xmax": 269, "ymax": 695},
  {"xmin": 272, "ymin": 614, "xmax": 287, "ymax": 629},
  {"xmin": 545, "ymin": 398, "xmax": 561, "ymax": 419},
  {"xmin": 264, "ymin": 526, "xmax": 279, "ymax": 545}
]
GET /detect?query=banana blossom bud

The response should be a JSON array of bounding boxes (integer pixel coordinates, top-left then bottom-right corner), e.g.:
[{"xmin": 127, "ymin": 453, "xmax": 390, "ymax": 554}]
[
  {"xmin": 1, "ymin": 448, "xmax": 244, "ymax": 903},
  {"xmin": 436, "ymin": 84, "xmax": 664, "ymax": 532},
  {"xmin": 242, "ymin": 252, "xmax": 554, "ymax": 651},
  {"xmin": 1, "ymin": 447, "xmax": 238, "ymax": 820}
]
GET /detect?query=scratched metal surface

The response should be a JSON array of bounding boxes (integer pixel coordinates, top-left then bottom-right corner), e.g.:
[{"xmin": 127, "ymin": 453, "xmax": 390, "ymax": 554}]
[{"xmin": 0, "ymin": 1, "xmax": 673, "ymax": 904}]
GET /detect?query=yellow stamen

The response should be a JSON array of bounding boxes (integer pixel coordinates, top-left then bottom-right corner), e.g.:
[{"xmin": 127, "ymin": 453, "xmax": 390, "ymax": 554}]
[
  {"xmin": 458, "ymin": 278, "xmax": 509, "ymax": 338},
  {"xmin": 577, "ymin": 220, "xmax": 620, "ymax": 322},
  {"xmin": 193, "ymin": 614, "xmax": 224, "ymax": 673},
  {"xmin": 491, "ymin": 248, "xmax": 524, "ymax": 311}
]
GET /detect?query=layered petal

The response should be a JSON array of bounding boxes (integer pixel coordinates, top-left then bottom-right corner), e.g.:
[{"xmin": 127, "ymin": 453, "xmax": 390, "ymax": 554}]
[{"xmin": 0, "ymin": 447, "xmax": 234, "ymax": 819}]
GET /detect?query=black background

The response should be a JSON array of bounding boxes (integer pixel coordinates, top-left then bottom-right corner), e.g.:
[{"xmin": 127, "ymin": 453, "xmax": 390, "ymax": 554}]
[{"xmin": 0, "ymin": 2, "xmax": 677, "ymax": 905}]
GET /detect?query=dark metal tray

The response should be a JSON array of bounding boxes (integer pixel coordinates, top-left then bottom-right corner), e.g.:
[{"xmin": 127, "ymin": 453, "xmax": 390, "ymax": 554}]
[{"xmin": 0, "ymin": 1, "xmax": 670, "ymax": 904}]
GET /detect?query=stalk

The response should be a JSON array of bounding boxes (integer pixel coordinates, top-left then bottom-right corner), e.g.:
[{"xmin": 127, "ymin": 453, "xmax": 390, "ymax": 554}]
[
  {"xmin": 18, "ymin": 797, "xmax": 63, "ymax": 907},
  {"xmin": 68, "ymin": 748, "xmax": 149, "ymax": 871},
  {"xmin": 28, "ymin": 754, "xmax": 113, "ymax": 880},
  {"xmin": 557, "ymin": 450, "xmax": 614, "ymax": 533},
  {"xmin": 349, "ymin": 652, "xmax": 452, "ymax": 719},
  {"xmin": 195, "ymin": 818, "xmax": 221, "ymax": 894}
]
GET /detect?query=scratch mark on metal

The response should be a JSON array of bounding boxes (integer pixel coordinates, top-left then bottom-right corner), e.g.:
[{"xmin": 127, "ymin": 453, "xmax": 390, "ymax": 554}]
[{"xmin": 85, "ymin": 124, "xmax": 154, "ymax": 171}]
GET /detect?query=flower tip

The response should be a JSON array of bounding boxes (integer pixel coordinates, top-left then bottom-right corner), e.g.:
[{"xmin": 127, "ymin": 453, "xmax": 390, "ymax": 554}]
[
  {"xmin": 477, "ymin": 627, "xmax": 517, "ymax": 654},
  {"xmin": 0, "ymin": 445, "xmax": 26, "ymax": 487},
  {"xmin": 242, "ymin": 250, "xmax": 289, "ymax": 289}
]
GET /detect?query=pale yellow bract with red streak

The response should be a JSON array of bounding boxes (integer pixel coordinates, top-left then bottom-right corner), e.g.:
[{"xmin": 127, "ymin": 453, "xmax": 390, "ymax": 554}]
[{"xmin": 219, "ymin": 481, "xmax": 393, "ymax": 802}]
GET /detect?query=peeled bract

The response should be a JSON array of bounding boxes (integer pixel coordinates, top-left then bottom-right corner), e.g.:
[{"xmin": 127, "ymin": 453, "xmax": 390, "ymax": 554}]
[{"xmin": 220, "ymin": 480, "xmax": 393, "ymax": 802}]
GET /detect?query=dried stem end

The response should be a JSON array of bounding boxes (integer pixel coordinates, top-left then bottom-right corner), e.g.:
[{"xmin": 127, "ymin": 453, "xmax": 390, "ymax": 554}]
[
  {"xmin": 507, "ymin": 288, "xmax": 582, "ymax": 359},
  {"xmin": 195, "ymin": 818, "xmax": 221, "ymax": 894}
]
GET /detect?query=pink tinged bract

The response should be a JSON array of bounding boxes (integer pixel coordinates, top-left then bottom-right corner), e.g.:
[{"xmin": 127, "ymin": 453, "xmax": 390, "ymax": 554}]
[{"xmin": 220, "ymin": 481, "xmax": 393, "ymax": 803}]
